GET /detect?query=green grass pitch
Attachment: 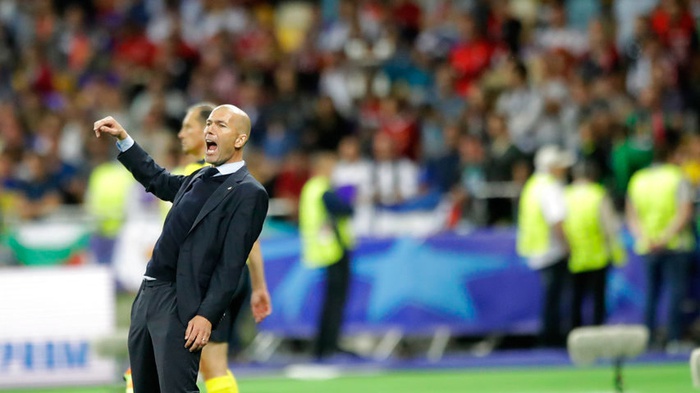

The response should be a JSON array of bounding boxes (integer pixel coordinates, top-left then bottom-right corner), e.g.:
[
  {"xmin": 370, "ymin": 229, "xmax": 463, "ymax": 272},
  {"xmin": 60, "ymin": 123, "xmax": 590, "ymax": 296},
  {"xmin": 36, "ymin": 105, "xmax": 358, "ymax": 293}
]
[{"xmin": 0, "ymin": 363, "xmax": 693, "ymax": 393}]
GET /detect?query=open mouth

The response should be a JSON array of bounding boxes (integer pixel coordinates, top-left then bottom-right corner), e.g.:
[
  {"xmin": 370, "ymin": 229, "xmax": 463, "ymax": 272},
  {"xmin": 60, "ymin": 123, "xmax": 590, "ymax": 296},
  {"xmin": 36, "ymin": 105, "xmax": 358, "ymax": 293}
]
[{"xmin": 205, "ymin": 140, "xmax": 218, "ymax": 154}]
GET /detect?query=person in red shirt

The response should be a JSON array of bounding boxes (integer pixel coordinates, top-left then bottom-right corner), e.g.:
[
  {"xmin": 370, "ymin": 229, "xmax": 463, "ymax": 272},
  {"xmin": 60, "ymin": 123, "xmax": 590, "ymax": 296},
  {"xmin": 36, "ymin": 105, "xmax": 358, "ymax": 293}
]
[
  {"xmin": 274, "ymin": 150, "xmax": 310, "ymax": 222},
  {"xmin": 649, "ymin": 0, "xmax": 697, "ymax": 66},
  {"xmin": 449, "ymin": 13, "xmax": 495, "ymax": 96},
  {"xmin": 377, "ymin": 97, "xmax": 419, "ymax": 160}
]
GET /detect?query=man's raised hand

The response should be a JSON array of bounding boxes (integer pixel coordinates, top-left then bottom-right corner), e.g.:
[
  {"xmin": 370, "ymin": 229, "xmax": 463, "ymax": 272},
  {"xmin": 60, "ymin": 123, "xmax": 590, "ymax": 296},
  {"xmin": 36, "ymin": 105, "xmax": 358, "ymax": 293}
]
[{"xmin": 93, "ymin": 116, "xmax": 128, "ymax": 140}]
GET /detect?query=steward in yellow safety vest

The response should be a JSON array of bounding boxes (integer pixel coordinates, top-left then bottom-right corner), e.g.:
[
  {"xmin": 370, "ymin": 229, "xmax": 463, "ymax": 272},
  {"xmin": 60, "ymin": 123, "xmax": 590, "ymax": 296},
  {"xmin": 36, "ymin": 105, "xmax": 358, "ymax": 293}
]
[
  {"xmin": 517, "ymin": 145, "xmax": 574, "ymax": 347},
  {"xmin": 563, "ymin": 161, "xmax": 626, "ymax": 328},
  {"xmin": 85, "ymin": 161, "xmax": 135, "ymax": 264},
  {"xmin": 625, "ymin": 143, "xmax": 694, "ymax": 350},
  {"xmin": 299, "ymin": 152, "xmax": 355, "ymax": 360}
]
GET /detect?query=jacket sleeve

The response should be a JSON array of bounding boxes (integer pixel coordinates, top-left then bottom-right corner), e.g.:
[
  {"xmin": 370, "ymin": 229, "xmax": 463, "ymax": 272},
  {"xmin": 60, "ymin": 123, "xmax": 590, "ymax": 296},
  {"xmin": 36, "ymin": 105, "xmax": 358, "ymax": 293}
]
[
  {"xmin": 117, "ymin": 141, "xmax": 187, "ymax": 202},
  {"xmin": 196, "ymin": 186, "xmax": 269, "ymax": 327}
]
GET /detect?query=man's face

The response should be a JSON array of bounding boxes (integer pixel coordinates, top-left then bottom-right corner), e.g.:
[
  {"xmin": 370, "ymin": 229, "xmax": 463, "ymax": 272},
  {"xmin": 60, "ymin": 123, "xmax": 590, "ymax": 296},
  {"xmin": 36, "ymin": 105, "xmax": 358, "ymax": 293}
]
[
  {"xmin": 178, "ymin": 110, "xmax": 205, "ymax": 156},
  {"xmin": 204, "ymin": 107, "xmax": 247, "ymax": 166}
]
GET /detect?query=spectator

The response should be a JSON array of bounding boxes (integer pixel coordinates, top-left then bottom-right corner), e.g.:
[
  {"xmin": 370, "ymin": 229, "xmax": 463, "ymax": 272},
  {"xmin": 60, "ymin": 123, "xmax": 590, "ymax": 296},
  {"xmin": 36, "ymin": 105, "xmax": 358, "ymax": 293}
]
[
  {"xmin": 259, "ymin": 65, "xmax": 312, "ymax": 153},
  {"xmin": 449, "ymin": 12, "xmax": 495, "ymax": 96},
  {"xmin": 536, "ymin": 50, "xmax": 573, "ymax": 148},
  {"xmin": 15, "ymin": 151, "xmax": 62, "ymax": 220},
  {"xmin": 622, "ymin": 15, "xmax": 652, "ymax": 69},
  {"xmin": 487, "ymin": 0, "xmax": 523, "ymax": 57},
  {"xmin": 484, "ymin": 113, "xmax": 528, "ymax": 225},
  {"xmin": 418, "ymin": 104, "xmax": 446, "ymax": 160},
  {"xmin": 377, "ymin": 96, "xmax": 419, "ymax": 160},
  {"xmin": 452, "ymin": 133, "xmax": 487, "ymax": 226},
  {"xmin": 367, "ymin": 132, "xmax": 419, "ymax": 208},
  {"xmin": 423, "ymin": 121, "xmax": 462, "ymax": 195},
  {"xmin": 612, "ymin": 87, "xmax": 676, "ymax": 196},
  {"xmin": 273, "ymin": 150, "xmax": 310, "ymax": 222},
  {"xmin": 392, "ymin": 0, "xmax": 422, "ymax": 43},
  {"xmin": 0, "ymin": 151, "xmax": 21, "ymax": 227},
  {"xmin": 580, "ymin": 19, "xmax": 621, "ymax": 81},
  {"xmin": 576, "ymin": 116, "xmax": 613, "ymax": 190},
  {"xmin": 424, "ymin": 62, "xmax": 466, "ymax": 123},
  {"xmin": 462, "ymin": 83, "xmax": 488, "ymax": 139},
  {"xmin": 649, "ymin": 0, "xmax": 697, "ymax": 67},
  {"xmin": 129, "ymin": 73, "xmax": 187, "ymax": 128},
  {"xmin": 318, "ymin": 51, "xmax": 358, "ymax": 119},
  {"xmin": 495, "ymin": 59, "xmax": 543, "ymax": 154},
  {"xmin": 382, "ymin": 47, "xmax": 434, "ymax": 104},
  {"xmin": 332, "ymin": 134, "xmax": 373, "ymax": 234},
  {"xmin": 34, "ymin": 112, "xmax": 84, "ymax": 205},
  {"xmin": 317, "ymin": 0, "xmax": 356, "ymax": 54},
  {"xmin": 614, "ymin": 0, "xmax": 658, "ymax": 49},
  {"xmin": 302, "ymin": 96, "xmax": 354, "ymax": 152},
  {"xmin": 534, "ymin": 2, "xmax": 588, "ymax": 58},
  {"xmin": 626, "ymin": 35, "xmax": 676, "ymax": 98},
  {"xmin": 332, "ymin": 135, "xmax": 372, "ymax": 206}
]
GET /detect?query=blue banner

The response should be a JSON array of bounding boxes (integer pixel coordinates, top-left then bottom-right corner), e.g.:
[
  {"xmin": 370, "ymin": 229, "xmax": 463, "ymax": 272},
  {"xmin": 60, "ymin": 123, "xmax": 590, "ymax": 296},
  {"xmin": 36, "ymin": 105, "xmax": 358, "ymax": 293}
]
[{"xmin": 259, "ymin": 227, "xmax": 694, "ymax": 337}]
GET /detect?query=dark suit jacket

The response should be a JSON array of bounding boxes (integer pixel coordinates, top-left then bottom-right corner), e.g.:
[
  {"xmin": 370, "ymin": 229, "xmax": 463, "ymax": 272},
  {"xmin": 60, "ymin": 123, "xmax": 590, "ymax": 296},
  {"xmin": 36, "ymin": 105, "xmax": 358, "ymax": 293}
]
[{"xmin": 118, "ymin": 142, "xmax": 269, "ymax": 328}]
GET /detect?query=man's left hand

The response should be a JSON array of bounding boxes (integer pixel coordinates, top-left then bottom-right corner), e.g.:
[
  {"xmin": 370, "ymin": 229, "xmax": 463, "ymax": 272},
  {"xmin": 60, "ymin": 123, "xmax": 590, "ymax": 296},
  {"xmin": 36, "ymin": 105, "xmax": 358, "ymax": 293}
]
[
  {"xmin": 251, "ymin": 288, "xmax": 272, "ymax": 323},
  {"xmin": 184, "ymin": 315, "xmax": 212, "ymax": 352}
]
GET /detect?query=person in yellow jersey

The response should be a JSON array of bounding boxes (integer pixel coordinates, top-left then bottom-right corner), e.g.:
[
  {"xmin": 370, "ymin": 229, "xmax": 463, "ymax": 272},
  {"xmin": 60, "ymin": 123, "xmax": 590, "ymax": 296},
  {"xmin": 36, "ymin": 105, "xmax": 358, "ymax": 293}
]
[
  {"xmin": 517, "ymin": 145, "xmax": 574, "ymax": 347},
  {"xmin": 626, "ymin": 142, "xmax": 694, "ymax": 354},
  {"xmin": 124, "ymin": 103, "xmax": 272, "ymax": 393},
  {"xmin": 299, "ymin": 152, "xmax": 355, "ymax": 360},
  {"xmin": 563, "ymin": 161, "xmax": 626, "ymax": 329}
]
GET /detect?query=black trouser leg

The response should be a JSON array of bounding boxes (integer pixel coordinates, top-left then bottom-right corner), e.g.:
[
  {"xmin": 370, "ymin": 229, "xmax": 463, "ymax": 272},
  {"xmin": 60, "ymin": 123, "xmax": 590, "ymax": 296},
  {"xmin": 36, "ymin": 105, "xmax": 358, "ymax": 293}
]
[
  {"xmin": 314, "ymin": 252, "xmax": 351, "ymax": 359},
  {"xmin": 591, "ymin": 266, "xmax": 608, "ymax": 326},
  {"xmin": 666, "ymin": 252, "xmax": 691, "ymax": 341},
  {"xmin": 572, "ymin": 266, "xmax": 608, "ymax": 328},
  {"xmin": 129, "ymin": 284, "xmax": 160, "ymax": 393},
  {"xmin": 539, "ymin": 258, "xmax": 568, "ymax": 346},
  {"xmin": 128, "ymin": 282, "xmax": 201, "ymax": 393},
  {"xmin": 644, "ymin": 253, "xmax": 664, "ymax": 341},
  {"xmin": 571, "ymin": 270, "xmax": 585, "ymax": 329}
]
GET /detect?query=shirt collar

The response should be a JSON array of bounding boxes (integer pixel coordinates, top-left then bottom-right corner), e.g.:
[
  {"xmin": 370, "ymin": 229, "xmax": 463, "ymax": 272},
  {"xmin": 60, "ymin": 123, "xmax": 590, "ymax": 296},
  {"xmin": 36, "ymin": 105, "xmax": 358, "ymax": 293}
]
[{"xmin": 213, "ymin": 160, "xmax": 245, "ymax": 176}]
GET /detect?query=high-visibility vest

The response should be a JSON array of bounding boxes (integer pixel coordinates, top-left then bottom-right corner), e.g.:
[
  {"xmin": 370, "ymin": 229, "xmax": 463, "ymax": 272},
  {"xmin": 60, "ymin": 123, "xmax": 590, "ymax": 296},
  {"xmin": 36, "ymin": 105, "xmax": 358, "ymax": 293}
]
[
  {"xmin": 86, "ymin": 161, "xmax": 134, "ymax": 237},
  {"xmin": 628, "ymin": 164, "xmax": 695, "ymax": 254},
  {"xmin": 563, "ymin": 182, "xmax": 626, "ymax": 273},
  {"xmin": 299, "ymin": 176, "xmax": 354, "ymax": 268},
  {"xmin": 517, "ymin": 173, "xmax": 555, "ymax": 257}
]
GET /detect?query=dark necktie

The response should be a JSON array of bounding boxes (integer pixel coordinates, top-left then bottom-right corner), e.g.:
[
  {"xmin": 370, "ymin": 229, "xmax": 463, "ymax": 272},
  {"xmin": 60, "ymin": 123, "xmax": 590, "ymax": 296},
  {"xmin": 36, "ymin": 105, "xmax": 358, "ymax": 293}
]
[
  {"xmin": 181, "ymin": 166, "xmax": 219, "ymax": 196},
  {"xmin": 199, "ymin": 166, "xmax": 219, "ymax": 179}
]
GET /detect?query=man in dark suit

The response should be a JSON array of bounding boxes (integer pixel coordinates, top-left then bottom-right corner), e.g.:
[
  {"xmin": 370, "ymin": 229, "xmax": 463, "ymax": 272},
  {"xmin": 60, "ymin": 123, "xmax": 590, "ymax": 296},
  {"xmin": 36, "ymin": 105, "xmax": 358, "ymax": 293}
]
[{"xmin": 93, "ymin": 104, "xmax": 269, "ymax": 393}]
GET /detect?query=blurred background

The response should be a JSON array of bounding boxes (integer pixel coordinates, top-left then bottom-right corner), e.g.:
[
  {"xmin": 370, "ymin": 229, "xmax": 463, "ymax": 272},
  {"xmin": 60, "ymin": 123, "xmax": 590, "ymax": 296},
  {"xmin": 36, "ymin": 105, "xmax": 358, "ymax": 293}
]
[{"xmin": 1, "ymin": 0, "xmax": 700, "ymax": 391}]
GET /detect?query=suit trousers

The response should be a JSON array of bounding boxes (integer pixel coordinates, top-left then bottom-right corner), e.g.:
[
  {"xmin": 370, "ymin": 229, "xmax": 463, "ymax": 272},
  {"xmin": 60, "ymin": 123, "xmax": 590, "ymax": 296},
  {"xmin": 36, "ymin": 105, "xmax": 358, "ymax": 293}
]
[
  {"xmin": 128, "ymin": 280, "xmax": 201, "ymax": 393},
  {"xmin": 314, "ymin": 252, "xmax": 351, "ymax": 359}
]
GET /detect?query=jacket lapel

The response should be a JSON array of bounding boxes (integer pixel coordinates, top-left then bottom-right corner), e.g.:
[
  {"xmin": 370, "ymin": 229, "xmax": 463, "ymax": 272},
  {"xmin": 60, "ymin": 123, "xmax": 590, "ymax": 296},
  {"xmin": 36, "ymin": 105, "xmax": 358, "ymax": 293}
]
[
  {"xmin": 173, "ymin": 168, "xmax": 207, "ymax": 206},
  {"xmin": 186, "ymin": 167, "xmax": 249, "ymax": 237}
]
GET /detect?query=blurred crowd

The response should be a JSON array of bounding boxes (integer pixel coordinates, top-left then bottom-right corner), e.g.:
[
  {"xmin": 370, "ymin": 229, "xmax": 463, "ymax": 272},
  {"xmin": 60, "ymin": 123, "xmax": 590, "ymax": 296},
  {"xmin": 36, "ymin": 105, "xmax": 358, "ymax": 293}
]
[{"xmin": 0, "ymin": 0, "xmax": 700, "ymax": 238}]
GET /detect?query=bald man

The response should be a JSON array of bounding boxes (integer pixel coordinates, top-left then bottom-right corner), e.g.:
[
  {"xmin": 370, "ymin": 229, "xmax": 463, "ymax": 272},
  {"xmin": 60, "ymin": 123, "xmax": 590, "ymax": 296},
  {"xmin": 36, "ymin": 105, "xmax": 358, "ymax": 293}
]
[
  {"xmin": 177, "ymin": 103, "xmax": 271, "ymax": 393},
  {"xmin": 94, "ymin": 105, "xmax": 269, "ymax": 393}
]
